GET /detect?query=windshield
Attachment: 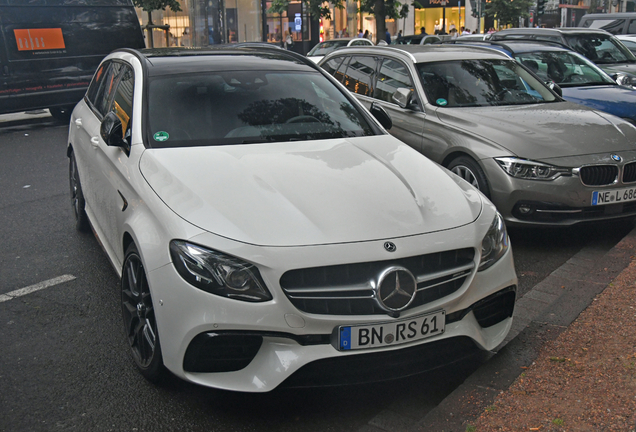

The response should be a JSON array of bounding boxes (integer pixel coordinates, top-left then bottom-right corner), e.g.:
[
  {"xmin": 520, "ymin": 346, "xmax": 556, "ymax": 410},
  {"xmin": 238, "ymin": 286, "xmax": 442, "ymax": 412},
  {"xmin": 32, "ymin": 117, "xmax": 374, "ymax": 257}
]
[
  {"xmin": 147, "ymin": 71, "xmax": 377, "ymax": 148},
  {"xmin": 308, "ymin": 41, "xmax": 349, "ymax": 56},
  {"xmin": 564, "ymin": 34, "xmax": 636, "ymax": 64},
  {"xmin": 416, "ymin": 59, "xmax": 558, "ymax": 108},
  {"xmin": 515, "ymin": 51, "xmax": 616, "ymax": 87}
]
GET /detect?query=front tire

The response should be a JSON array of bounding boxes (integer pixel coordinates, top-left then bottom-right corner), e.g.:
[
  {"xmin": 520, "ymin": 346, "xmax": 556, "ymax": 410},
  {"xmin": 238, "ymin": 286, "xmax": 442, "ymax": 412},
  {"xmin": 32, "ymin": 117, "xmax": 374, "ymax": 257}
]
[
  {"xmin": 69, "ymin": 151, "xmax": 90, "ymax": 232},
  {"xmin": 447, "ymin": 156, "xmax": 491, "ymax": 198},
  {"xmin": 121, "ymin": 243, "xmax": 164, "ymax": 382}
]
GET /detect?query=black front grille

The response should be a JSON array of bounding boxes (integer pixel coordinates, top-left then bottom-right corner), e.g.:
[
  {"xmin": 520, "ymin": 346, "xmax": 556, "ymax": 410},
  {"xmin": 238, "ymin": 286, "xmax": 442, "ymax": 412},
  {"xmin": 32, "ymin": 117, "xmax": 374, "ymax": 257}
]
[
  {"xmin": 281, "ymin": 336, "xmax": 481, "ymax": 388},
  {"xmin": 280, "ymin": 249, "xmax": 475, "ymax": 315},
  {"xmin": 579, "ymin": 165, "xmax": 618, "ymax": 186},
  {"xmin": 623, "ymin": 162, "xmax": 636, "ymax": 183}
]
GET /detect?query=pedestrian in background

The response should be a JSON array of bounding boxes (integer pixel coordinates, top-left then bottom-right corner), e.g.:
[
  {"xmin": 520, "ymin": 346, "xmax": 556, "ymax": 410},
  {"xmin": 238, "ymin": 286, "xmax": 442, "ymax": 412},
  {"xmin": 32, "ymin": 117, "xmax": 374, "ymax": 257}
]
[
  {"xmin": 385, "ymin": 29, "xmax": 391, "ymax": 44},
  {"xmin": 363, "ymin": 29, "xmax": 369, "ymax": 39}
]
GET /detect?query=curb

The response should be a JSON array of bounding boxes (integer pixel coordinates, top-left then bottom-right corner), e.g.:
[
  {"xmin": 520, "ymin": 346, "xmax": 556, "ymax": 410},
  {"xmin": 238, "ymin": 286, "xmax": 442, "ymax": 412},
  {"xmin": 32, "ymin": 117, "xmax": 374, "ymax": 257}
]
[{"xmin": 360, "ymin": 225, "xmax": 636, "ymax": 432}]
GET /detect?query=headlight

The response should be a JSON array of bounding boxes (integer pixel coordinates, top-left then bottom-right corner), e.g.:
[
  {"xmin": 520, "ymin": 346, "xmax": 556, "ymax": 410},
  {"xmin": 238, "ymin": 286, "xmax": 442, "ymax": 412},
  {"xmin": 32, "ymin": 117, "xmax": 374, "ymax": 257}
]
[
  {"xmin": 495, "ymin": 157, "xmax": 570, "ymax": 181},
  {"xmin": 169, "ymin": 240, "xmax": 272, "ymax": 302},
  {"xmin": 615, "ymin": 72, "xmax": 636, "ymax": 89},
  {"xmin": 479, "ymin": 213, "xmax": 509, "ymax": 271}
]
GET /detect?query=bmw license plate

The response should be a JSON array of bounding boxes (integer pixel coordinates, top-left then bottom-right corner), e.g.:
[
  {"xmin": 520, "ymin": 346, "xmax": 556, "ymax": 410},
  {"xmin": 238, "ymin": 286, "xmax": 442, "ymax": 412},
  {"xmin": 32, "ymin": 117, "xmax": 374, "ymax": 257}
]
[
  {"xmin": 592, "ymin": 186, "xmax": 636, "ymax": 206},
  {"xmin": 338, "ymin": 310, "xmax": 445, "ymax": 351}
]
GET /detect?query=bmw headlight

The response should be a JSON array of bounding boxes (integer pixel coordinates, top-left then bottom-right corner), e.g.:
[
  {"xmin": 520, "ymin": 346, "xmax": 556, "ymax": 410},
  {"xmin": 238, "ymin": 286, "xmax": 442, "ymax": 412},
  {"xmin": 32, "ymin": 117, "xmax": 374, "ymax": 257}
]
[
  {"xmin": 615, "ymin": 72, "xmax": 636, "ymax": 89},
  {"xmin": 479, "ymin": 213, "xmax": 509, "ymax": 271},
  {"xmin": 169, "ymin": 240, "xmax": 272, "ymax": 302},
  {"xmin": 495, "ymin": 157, "xmax": 570, "ymax": 181}
]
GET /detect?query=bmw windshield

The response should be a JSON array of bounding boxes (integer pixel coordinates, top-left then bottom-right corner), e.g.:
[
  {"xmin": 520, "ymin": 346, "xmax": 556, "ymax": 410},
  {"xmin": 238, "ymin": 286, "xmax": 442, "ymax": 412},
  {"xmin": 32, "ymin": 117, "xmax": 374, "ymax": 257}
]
[
  {"xmin": 417, "ymin": 59, "xmax": 558, "ymax": 108},
  {"xmin": 564, "ymin": 34, "xmax": 636, "ymax": 65},
  {"xmin": 147, "ymin": 70, "xmax": 377, "ymax": 148},
  {"xmin": 515, "ymin": 51, "xmax": 616, "ymax": 87}
]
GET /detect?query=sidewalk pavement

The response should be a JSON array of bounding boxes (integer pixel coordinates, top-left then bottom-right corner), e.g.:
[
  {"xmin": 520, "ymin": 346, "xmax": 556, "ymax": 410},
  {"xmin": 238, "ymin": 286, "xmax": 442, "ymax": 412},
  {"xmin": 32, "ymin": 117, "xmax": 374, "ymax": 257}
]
[{"xmin": 418, "ymin": 226, "xmax": 636, "ymax": 432}]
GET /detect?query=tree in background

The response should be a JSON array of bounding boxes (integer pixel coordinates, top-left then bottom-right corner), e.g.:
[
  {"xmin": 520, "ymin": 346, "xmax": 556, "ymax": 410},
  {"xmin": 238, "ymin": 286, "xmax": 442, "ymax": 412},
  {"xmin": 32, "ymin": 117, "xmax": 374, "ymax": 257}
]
[
  {"xmin": 484, "ymin": 0, "xmax": 533, "ymax": 27},
  {"xmin": 359, "ymin": 0, "xmax": 410, "ymax": 43},
  {"xmin": 132, "ymin": 0, "xmax": 182, "ymax": 48}
]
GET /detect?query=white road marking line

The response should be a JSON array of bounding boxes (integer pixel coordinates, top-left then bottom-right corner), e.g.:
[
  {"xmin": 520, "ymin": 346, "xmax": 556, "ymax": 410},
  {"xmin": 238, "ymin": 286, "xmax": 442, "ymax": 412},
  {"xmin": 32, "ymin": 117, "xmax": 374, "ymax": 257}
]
[{"xmin": 0, "ymin": 275, "xmax": 76, "ymax": 303}]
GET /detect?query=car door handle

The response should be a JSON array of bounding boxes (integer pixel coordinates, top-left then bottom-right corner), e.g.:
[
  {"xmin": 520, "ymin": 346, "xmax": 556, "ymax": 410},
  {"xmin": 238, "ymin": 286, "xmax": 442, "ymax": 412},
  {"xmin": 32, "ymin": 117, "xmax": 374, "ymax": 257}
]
[
  {"xmin": 75, "ymin": 118, "xmax": 82, "ymax": 127},
  {"xmin": 90, "ymin": 136, "xmax": 100, "ymax": 147}
]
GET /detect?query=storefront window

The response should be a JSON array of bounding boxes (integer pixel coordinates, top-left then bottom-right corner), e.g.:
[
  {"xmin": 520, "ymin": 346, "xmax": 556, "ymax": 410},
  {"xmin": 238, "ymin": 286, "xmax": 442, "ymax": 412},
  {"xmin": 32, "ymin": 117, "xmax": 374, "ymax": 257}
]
[
  {"xmin": 265, "ymin": 1, "xmax": 310, "ymax": 44},
  {"xmin": 414, "ymin": 2, "xmax": 464, "ymax": 35}
]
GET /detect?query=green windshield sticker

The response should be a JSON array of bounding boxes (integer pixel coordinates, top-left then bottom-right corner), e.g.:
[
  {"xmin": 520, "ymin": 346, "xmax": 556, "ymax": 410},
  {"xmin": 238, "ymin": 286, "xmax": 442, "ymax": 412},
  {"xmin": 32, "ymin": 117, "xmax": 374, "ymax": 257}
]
[
  {"xmin": 436, "ymin": 98, "xmax": 448, "ymax": 106},
  {"xmin": 153, "ymin": 131, "xmax": 169, "ymax": 142}
]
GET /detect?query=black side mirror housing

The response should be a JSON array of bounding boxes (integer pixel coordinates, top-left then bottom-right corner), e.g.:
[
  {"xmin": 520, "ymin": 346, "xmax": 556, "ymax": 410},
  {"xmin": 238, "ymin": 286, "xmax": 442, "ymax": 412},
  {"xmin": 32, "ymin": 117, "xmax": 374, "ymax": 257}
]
[
  {"xmin": 370, "ymin": 103, "xmax": 393, "ymax": 130},
  {"xmin": 100, "ymin": 111, "xmax": 129, "ymax": 151}
]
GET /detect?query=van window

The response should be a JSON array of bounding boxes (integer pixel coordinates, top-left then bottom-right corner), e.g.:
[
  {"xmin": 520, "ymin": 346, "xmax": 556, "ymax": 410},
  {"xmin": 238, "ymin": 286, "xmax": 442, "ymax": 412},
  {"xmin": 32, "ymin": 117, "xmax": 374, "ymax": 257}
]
[
  {"xmin": 585, "ymin": 19, "xmax": 626, "ymax": 34},
  {"xmin": 628, "ymin": 20, "xmax": 636, "ymax": 34}
]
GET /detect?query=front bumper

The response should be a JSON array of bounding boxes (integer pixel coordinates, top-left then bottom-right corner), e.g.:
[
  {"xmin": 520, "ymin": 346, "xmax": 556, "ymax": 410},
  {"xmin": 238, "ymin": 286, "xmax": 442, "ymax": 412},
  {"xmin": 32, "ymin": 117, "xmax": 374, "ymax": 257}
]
[
  {"xmin": 483, "ymin": 156, "xmax": 636, "ymax": 226},
  {"xmin": 147, "ymin": 220, "xmax": 517, "ymax": 392}
]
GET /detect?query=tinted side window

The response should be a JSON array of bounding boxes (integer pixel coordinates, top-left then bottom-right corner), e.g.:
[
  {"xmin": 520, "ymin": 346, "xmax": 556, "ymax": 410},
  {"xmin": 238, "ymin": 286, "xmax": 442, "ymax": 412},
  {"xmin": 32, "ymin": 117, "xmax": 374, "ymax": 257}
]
[
  {"xmin": 629, "ymin": 20, "xmax": 636, "ymax": 34},
  {"xmin": 93, "ymin": 62, "xmax": 122, "ymax": 117},
  {"xmin": 112, "ymin": 64, "xmax": 134, "ymax": 141},
  {"xmin": 321, "ymin": 56, "xmax": 345, "ymax": 78},
  {"xmin": 86, "ymin": 62, "xmax": 108, "ymax": 106},
  {"xmin": 343, "ymin": 56, "xmax": 377, "ymax": 96},
  {"xmin": 374, "ymin": 59, "xmax": 415, "ymax": 104}
]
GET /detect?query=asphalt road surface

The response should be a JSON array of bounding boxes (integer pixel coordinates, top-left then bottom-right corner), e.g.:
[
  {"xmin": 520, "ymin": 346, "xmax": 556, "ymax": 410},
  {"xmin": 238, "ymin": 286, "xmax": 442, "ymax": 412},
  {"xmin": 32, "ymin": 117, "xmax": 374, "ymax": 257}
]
[{"xmin": 1, "ymin": 114, "xmax": 633, "ymax": 431}]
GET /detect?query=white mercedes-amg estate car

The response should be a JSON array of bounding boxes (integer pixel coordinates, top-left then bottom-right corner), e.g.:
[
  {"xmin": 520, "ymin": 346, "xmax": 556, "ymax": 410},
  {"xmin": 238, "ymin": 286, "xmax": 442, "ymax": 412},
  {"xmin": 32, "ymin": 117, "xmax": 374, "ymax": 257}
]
[{"xmin": 67, "ymin": 46, "xmax": 517, "ymax": 392}]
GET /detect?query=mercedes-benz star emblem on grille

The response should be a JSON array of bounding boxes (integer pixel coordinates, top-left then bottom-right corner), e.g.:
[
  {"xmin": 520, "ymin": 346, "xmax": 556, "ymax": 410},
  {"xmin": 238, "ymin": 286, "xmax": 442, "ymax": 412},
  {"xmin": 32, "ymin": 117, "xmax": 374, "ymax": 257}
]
[
  {"xmin": 384, "ymin": 241, "xmax": 397, "ymax": 252},
  {"xmin": 611, "ymin": 154, "xmax": 622, "ymax": 162},
  {"xmin": 375, "ymin": 266, "xmax": 417, "ymax": 312}
]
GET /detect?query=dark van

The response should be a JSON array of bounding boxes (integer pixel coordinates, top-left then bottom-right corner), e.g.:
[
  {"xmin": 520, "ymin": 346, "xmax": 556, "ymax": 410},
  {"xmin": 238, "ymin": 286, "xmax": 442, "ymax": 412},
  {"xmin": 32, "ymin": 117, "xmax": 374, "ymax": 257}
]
[{"xmin": 0, "ymin": 0, "xmax": 145, "ymax": 119}]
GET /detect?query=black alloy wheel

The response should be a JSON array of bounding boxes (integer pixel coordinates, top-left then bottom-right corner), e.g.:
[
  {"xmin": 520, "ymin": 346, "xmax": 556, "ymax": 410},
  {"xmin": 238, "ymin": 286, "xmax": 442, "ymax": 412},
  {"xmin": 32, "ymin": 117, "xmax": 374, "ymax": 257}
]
[
  {"xmin": 121, "ymin": 244, "xmax": 164, "ymax": 381},
  {"xmin": 448, "ymin": 156, "xmax": 491, "ymax": 198},
  {"xmin": 69, "ymin": 151, "xmax": 90, "ymax": 232}
]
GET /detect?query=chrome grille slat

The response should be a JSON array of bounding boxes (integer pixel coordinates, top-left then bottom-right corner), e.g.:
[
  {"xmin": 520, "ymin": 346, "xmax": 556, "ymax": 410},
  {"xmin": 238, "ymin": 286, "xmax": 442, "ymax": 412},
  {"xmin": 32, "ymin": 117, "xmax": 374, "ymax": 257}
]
[
  {"xmin": 284, "ymin": 283, "xmax": 373, "ymax": 294},
  {"xmin": 280, "ymin": 248, "xmax": 475, "ymax": 315},
  {"xmin": 417, "ymin": 269, "xmax": 473, "ymax": 291},
  {"xmin": 416, "ymin": 263, "xmax": 474, "ymax": 284}
]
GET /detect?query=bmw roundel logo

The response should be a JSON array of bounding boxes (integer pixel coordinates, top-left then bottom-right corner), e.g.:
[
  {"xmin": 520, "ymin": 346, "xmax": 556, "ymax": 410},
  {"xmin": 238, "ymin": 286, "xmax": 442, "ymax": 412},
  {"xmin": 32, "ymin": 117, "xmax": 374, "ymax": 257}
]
[
  {"xmin": 611, "ymin": 154, "xmax": 622, "ymax": 162},
  {"xmin": 384, "ymin": 241, "xmax": 397, "ymax": 252}
]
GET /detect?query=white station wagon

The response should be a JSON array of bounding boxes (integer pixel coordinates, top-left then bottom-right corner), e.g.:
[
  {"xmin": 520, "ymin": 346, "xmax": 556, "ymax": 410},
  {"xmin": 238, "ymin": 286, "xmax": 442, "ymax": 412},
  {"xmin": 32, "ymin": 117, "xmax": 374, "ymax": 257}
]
[{"xmin": 67, "ymin": 46, "xmax": 517, "ymax": 392}]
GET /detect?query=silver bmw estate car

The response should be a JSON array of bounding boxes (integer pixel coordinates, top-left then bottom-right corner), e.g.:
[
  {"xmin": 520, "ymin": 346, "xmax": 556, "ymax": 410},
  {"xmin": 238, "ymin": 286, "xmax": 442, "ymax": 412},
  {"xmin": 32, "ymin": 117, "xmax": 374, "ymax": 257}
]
[{"xmin": 319, "ymin": 44, "xmax": 636, "ymax": 226}]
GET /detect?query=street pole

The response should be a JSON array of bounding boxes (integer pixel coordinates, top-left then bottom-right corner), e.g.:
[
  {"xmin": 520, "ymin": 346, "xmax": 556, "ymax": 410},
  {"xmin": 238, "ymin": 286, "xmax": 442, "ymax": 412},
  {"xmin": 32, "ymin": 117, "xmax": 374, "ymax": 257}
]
[{"xmin": 441, "ymin": 0, "xmax": 447, "ymax": 33}]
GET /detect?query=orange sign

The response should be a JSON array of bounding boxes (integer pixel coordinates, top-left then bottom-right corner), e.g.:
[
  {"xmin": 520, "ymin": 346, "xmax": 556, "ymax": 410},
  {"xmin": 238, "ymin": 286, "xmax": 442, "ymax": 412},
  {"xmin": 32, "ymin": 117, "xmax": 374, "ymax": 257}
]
[{"xmin": 14, "ymin": 28, "xmax": 65, "ymax": 51}]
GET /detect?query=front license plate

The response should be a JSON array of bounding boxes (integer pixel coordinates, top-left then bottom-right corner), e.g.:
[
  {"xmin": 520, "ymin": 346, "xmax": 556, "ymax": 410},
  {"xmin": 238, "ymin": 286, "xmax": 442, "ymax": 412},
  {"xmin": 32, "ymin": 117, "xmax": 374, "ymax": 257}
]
[
  {"xmin": 338, "ymin": 310, "xmax": 445, "ymax": 351},
  {"xmin": 592, "ymin": 186, "xmax": 636, "ymax": 206}
]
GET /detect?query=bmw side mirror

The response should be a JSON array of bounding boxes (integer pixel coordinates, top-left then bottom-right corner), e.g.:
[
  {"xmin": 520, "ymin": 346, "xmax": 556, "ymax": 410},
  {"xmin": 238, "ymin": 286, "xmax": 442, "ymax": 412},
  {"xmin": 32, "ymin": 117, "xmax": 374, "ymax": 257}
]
[
  {"xmin": 100, "ymin": 111, "xmax": 128, "ymax": 151},
  {"xmin": 545, "ymin": 81, "xmax": 563, "ymax": 97},
  {"xmin": 370, "ymin": 103, "xmax": 392, "ymax": 130},
  {"xmin": 392, "ymin": 88, "xmax": 419, "ymax": 110}
]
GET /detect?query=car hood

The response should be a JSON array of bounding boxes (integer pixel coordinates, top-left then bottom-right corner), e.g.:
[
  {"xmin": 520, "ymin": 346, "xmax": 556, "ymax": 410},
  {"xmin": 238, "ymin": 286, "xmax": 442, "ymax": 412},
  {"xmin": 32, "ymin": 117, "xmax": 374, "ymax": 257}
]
[
  {"xmin": 599, "ymin": 63, "xmax": 636, "ymax": 76},
  {"xmin": 436, "ymin": 102, "xmax": 636, "ymax": 160},
  {"xmin": 562, "ymin": 85, "xmax": 636, "ymax": 121},
  {"xmin": 139, "ymin": 136, "xmax": 483, "ymax": 247}
]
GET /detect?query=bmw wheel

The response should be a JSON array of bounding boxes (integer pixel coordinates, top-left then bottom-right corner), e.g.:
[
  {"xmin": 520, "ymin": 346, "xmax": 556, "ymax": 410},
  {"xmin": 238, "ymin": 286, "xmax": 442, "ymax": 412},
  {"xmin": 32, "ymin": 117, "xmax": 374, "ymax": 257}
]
[
  {"xmin": 69, "ymin": 151, "xmax": 90, "ymax": 232},
  {"xmin": 447, "ymin": 156, "xmax": 491, "ymax": 198},
  {"xmin": 121, "ymin": 243, "xmax": 164, "ymax": 382}
]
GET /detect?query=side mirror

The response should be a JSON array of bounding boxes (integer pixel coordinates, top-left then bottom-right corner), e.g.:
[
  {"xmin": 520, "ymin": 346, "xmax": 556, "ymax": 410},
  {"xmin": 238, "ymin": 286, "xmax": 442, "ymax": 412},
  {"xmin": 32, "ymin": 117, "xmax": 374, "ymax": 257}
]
[
  {"xmin": 545, "ymin": 81, "xmax": 563, "ymax": 97},
  {"xmin": 370, "ymin": 102, "xmax": 392, "ymax": 130},
  {"xmin": 100, "ymin": 112, "xmax": 128, "ymax": 150},
  {"xmin": 392, "ymin": 88, "xmax": 419, "ymax": 110}
]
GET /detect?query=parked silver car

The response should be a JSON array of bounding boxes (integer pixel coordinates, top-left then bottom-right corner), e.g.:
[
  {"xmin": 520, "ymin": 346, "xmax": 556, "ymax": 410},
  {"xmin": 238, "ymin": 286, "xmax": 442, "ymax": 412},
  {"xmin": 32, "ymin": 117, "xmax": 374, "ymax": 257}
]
[{"xmin": 319, "ymin": 45, "xmax": 636, "ymax": 226}]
